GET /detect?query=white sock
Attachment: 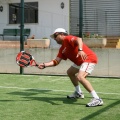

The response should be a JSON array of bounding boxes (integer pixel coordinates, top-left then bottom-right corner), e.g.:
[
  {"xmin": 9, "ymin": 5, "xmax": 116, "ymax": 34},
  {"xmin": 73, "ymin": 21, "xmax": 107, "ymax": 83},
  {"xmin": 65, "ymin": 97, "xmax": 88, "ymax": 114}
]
[
  {"xmin": 90, "ymin": 90, "xmax": 99, "ymax": 99},
  {"xmin": 75, "ymin": 85, "xmax": 82, "ymax": 93}
]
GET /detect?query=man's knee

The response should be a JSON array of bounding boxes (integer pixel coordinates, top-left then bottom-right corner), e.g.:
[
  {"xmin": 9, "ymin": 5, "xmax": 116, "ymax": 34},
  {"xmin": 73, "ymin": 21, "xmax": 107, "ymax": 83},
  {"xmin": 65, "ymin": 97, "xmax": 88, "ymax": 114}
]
[
  {"xmin": 67, "ymin": 66, "xmax": 79, "ymax": 76},
  {"xmin": 67, "ymin": 68, "xmax": 76, "ymax": 76},
  {"xmin": 76, "ymin": 74, "xmax": 83, "ymax": 81},
  {"xmin": 77, "ymin": 71, "xmax": 88, "ymax": 80},
  {"xmin": 67, "ymin": 68, "xmax": 72, "ymax": 76},
  {"xmin": 76, "ymin": 73, "xmax": 87, "ymax": 83}
]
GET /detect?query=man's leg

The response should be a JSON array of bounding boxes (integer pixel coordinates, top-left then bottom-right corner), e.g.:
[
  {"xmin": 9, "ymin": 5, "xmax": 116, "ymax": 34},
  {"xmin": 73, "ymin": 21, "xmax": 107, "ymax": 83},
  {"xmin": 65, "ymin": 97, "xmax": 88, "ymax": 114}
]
[
  {"xmin": 76, "ymin": 70, "xmax": 93, "ymax": 92},
  {"xmin": 67, "ymin": 66, "xmax": 84, "ymax": 99},
  {"xmin": 67, "ymin": 66, "xmax": 79, "ymax": 87},
  {"xmin": 76, "ymin": 63, "xmax": 103, "ymax": 107}
]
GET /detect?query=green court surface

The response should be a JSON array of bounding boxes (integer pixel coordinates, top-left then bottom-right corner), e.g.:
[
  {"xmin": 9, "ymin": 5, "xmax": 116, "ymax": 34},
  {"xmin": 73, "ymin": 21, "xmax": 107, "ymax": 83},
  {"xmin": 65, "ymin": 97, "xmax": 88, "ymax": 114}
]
[{"xmin": 0, "ymin": 74, "xmax": 120, "ymax": 120}]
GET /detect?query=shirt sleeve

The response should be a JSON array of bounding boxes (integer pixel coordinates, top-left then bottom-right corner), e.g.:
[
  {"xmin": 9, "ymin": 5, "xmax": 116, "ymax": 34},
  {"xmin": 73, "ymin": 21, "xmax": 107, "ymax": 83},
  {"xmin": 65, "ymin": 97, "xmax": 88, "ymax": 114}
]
[{"xmin": 57, "ymin": 46, "xmax": 67, "ymax": 60}]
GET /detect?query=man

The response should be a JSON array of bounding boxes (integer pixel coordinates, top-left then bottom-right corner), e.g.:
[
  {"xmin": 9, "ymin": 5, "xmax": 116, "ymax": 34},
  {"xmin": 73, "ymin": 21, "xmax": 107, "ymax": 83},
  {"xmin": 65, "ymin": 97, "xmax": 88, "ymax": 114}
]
[{"xmin": 38, "ymin": 28, "xmax": 103, "ymax": 107}]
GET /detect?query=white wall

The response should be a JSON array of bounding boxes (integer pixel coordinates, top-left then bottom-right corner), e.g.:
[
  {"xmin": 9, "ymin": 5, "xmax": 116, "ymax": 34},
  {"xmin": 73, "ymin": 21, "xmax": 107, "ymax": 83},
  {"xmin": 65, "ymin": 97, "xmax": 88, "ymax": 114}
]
[{"xmin": 0, "ymin": 0, "xmax": 69, "ymax": 47}]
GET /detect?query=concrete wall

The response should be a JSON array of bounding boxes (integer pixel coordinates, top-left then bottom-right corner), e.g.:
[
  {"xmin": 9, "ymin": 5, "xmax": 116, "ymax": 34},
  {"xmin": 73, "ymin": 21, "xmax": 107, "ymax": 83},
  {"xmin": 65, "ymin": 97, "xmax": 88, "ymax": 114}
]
[{"xmin": 0, "ymin": 48, "xmax": 120, "ymax": 77}]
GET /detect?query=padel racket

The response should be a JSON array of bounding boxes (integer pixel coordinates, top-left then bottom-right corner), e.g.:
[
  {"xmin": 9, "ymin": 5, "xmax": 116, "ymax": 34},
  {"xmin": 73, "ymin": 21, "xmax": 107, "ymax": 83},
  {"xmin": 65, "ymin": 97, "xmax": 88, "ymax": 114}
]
[{"xmin": 16, "ymin": 51, "xmax": 39, "ymax": 67}]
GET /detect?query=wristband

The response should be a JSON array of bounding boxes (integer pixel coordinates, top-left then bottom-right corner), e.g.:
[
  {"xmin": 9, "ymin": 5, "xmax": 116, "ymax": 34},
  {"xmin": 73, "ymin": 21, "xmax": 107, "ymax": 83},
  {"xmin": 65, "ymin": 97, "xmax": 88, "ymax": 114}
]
[{"xmin": 52, "ymin": 59, "xmax": 59, "ymax": 66}]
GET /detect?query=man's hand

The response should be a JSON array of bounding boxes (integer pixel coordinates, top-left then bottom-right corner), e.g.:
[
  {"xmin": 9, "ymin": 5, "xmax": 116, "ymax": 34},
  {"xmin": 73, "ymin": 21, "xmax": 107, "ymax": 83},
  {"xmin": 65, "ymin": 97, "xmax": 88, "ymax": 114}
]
[
  {"xmin": 38, "ymin": 63, "xmax": 46, "ymax": 69},
  {"xmin": 76, "ymin": 51, "xmax": 87, "ymax": 61}
]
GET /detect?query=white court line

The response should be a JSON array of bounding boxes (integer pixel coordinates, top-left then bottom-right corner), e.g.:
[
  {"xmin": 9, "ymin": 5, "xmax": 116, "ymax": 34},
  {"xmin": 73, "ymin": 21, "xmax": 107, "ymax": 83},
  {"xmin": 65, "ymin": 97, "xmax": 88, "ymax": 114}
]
[
  {"xmin": 0, "ymin": 86, "xmax": 120, "ymax": 95},
  {"xmin": 48, "ymin": 79, "xmax": 68, "ymax": 82}
]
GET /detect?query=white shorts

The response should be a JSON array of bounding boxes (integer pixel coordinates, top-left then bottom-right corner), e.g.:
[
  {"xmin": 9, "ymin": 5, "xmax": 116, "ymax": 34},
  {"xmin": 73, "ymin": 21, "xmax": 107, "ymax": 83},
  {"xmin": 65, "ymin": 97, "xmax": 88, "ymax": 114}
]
[{"xmin": 72, "ymin": 62, "xmax": 96, "ymax": 74}]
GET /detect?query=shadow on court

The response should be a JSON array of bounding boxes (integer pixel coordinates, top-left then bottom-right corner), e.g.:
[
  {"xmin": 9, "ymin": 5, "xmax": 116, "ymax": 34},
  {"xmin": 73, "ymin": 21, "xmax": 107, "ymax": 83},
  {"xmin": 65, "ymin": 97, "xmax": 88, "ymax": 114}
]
[
  {"xmin": 5, "ymin": 88, "xmax": 120, "ymax": 109},
  {"xmin": 6, "ymin": 89, "xmax": 86, "ymax": 106},
  {"xmin": 81, "ymin": 100, "xmax": 120, "ymax": 120}
]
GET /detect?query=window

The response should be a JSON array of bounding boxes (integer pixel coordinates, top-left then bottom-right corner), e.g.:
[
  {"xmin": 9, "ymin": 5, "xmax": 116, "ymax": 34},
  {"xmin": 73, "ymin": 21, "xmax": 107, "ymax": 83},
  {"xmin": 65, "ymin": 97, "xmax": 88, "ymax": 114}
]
[{"xmin": 9, "ymin": 2, "xmax": 38, "ymax": 24}]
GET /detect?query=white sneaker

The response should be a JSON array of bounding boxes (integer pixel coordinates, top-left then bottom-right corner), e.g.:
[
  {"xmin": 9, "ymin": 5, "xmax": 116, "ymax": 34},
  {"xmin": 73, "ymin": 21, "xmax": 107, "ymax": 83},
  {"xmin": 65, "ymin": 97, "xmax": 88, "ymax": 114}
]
[
  {"xmin": 67, "ymin": 91, "xmax": 84, "ymax": 99},
  {"xmin": 86, "ymin": 98, "xmax": 103, "ymax": 107}
]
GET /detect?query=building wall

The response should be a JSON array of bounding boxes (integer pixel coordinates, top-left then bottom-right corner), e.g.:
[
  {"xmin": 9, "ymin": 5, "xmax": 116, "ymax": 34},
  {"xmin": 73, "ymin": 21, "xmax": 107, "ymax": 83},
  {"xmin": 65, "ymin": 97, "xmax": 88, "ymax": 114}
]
[{"xmin": 0, "ymin": 0, "xmax": 70, "ymax": 48}]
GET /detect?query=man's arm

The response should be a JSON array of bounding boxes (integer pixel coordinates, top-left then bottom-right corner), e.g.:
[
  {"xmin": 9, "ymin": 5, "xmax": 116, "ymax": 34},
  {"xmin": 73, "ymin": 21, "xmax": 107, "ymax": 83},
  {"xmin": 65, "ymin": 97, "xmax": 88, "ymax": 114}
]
[
  {"xmin": 76, "ymin": 37, "xmax": 87, "ymax": 61},
  {"xmin": 76, "ymin": 37, "xmax": 83, "ymax": 50},
  {"xmin": 38, "ymin": 57, "xmax": 62, "ymax": 69}
]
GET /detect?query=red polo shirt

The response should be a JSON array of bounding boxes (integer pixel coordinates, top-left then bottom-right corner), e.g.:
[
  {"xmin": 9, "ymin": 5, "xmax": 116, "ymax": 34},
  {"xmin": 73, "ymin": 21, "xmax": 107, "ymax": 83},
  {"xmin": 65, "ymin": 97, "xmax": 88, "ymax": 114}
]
[{"xmin": 57, "ymin": 35, "xmax": 98, "ymax": 66}]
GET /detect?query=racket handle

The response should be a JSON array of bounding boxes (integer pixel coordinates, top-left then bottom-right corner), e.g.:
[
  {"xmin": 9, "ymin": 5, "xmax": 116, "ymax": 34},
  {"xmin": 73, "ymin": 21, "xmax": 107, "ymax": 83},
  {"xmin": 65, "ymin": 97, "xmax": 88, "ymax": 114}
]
[{"xmin": 36, "ymin": 64, "xmax": 39, "ymax": 67}]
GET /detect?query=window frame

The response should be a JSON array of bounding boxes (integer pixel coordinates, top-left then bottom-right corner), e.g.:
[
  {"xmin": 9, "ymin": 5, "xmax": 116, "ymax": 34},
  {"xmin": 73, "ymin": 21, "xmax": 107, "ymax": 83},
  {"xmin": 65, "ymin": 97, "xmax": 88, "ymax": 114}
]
[{"xmin": 9, "ymin": 2, "xmax": 38, "ymax": 24}]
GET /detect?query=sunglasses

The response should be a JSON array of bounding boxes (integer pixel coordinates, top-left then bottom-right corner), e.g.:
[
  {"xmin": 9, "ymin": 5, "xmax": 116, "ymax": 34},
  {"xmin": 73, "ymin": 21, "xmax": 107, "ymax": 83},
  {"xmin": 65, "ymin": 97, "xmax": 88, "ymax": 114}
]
[{"xmin": 54, "ymin": 33, "xmax": 59, "ymax": 39}]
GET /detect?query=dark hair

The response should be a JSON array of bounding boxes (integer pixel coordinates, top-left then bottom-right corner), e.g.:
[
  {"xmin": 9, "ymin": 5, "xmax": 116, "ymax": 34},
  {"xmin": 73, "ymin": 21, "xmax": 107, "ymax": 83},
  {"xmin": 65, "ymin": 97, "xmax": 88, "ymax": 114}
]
[
  {"xmin": 54, "ymin": 32, "xmax": 68, "ymax": 38},
  {"xmin": 59, "ymin": 32, "xmax": 68, "ymax": 36}
]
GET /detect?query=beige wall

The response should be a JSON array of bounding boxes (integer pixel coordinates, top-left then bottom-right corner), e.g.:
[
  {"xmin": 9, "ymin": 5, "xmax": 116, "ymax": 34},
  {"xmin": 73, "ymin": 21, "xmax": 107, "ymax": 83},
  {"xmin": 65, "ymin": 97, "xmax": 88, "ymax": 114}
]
[{"xmin": 0, "ymin": 48, "xmax": 120, "ymax": 77}]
